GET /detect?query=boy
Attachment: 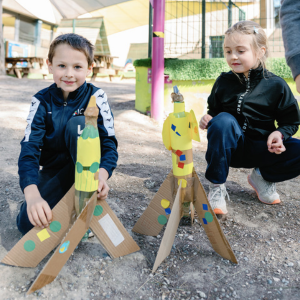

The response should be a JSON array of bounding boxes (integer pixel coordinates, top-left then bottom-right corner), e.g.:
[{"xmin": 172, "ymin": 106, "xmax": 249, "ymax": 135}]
[{"xmin": 17, "ymin": 33, "xmax": 118, "ymax": 235}]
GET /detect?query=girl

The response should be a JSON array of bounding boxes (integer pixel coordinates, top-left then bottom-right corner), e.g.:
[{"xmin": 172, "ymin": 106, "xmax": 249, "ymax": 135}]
[{"xmin": 199, "ymin": 21, "xmax": 300, "ymax": 215}]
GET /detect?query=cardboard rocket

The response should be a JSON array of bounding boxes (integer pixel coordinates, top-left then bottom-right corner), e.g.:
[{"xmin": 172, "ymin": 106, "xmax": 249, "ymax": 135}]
[
  {"xmin": 132, "ymin": 86, "xmax": 237, "ymax": 272},
  {"xmin": 2, "ymin": 96, "xmax": 140, "ymax": 294}
]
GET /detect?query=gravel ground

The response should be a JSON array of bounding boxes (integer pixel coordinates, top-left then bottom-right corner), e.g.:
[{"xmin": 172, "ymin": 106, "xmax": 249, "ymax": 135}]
[{"xmin": 0, "ymin": 76, "xmax": 299, "ymax": 300}]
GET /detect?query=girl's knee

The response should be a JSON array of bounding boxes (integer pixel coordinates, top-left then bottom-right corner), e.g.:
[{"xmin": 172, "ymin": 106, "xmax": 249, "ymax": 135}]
[{"xmin": 208, "ymin": 112, "xmax": 238, "ymax": 133}]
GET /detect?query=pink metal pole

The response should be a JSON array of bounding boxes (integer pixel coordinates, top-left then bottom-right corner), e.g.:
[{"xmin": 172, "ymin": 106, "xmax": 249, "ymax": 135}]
[{"xmin": 151, "ymin": 0, "xmax": 165, "ymax": 123}]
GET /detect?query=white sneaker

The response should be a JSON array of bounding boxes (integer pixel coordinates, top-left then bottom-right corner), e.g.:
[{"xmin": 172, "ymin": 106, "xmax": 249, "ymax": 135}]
[
  {"xmin": 208, "ymin": 183, "xmax": 229, "ymax": 215},
  {"xmin": 247, "ymin": 169, "xmax": 280, "ymax": 204}
]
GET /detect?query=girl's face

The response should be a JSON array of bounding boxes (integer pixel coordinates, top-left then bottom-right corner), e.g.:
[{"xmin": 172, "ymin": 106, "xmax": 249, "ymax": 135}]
[{"xmin": 224, "ymin": 32, "xmax": 264, "ymax": 77}]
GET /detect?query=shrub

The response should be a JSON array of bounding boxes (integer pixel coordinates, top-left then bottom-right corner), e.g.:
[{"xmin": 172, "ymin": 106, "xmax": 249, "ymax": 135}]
[{"xmin": 133, "ymin": 57, "xmax": 293, "ymax": 80}]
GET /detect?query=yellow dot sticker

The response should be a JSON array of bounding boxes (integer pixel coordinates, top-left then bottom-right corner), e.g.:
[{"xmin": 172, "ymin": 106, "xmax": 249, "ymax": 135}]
[
  {"xmin": 178, "ymin": 179, "xmax": 187, "ymax": 188},
  {"xmin": 161, "ymin": 199, "xmax": 170, "ymax": 209},
  {"xmin": 37, "ymin": 228, "xmax": 51, "ymax": 242}
]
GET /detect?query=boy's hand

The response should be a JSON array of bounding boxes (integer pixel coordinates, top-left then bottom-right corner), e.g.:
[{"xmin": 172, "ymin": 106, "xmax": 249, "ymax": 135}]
[
  {"xmin": 97, "ymin": 168, "xmax": 109, "ymax": 200},
  {"xmin": 199, "ymin": 114, "xmax": 213, "ymax": 130},
  {"xmin": 24, "ymin": 185, "xmax": 52, "ymax": 228},
  {"xmin": 267, "ymin": 131, "xmax": 286, "ymax": 154}
]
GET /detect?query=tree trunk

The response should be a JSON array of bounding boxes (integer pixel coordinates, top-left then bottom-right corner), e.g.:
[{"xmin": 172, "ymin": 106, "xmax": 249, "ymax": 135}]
[{"xmin": 0, "ymin": 0, "xmax": 5, "ymax": 75}]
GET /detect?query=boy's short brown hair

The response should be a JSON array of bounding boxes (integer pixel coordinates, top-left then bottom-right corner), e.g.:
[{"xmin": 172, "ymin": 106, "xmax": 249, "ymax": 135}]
[{"xmin": 48, "ymin": 33, "xmax": 94, "ymax": 66}]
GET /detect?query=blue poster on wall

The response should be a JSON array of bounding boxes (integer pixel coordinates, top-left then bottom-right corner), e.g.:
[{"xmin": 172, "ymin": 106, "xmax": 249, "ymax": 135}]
[{"xmin": 7, "ymin": 42, "xmax": 29, "ymax": 67}]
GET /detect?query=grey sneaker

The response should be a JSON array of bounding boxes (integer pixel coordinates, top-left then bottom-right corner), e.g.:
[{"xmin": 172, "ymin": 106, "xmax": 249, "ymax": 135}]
[
  {"xmin": 208, "ymin": 183, "xmax": 229, "ymax": 215},
  {"xmin": 247, "ymin": 169, "xmax": 280, "ymax": 204}
]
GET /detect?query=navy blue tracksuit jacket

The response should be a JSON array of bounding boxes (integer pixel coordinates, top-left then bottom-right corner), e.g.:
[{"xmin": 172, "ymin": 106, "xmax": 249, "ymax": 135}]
[{"xmin": 18, "ymin": 81, "xmax": 118, "ymax": 192}]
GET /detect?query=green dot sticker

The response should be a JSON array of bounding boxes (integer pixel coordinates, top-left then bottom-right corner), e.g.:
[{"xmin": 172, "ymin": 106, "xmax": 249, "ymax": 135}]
[
  {"xmin": 49, "ymin": 221, "xmax": 62, "ymax": 233},
  {"xmin": 89, "ymin": 162, "xmax": 99, "ymax": 173},
  {"xmin": 158, "ymin": 215, "xmax": 168, "ymax": 225},
  {"xmin": 205, "ymin": 212, "xmax": 214, "ymax": 223},
  {"xmin": 76, "ymin": 162, "xmax": 83, "ymax": 173},
  {"xmin": 94, "ymin": 205, "xmax": 103, "ymax": 216},
  {"xmin": 24, "ymin": 240, "xmax": 35, "ymax": 252}
]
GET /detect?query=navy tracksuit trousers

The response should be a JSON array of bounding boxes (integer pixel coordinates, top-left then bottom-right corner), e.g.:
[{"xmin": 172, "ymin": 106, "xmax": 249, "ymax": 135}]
[
  {"xmin": 205, "ymin": 112, "xmax": 300, "ymax": 184},
  {"xmin": 17, "ymin": 116, "xmax": 86, "ymax": 235}
]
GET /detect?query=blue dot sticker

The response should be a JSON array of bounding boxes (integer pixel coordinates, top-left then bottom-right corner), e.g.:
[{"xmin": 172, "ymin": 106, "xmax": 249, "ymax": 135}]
[
  {"xmin": 202, "ymin": 204, "xmax": 208, "ymax": 211},
  {"xmin": 165, "ymin": 208, "xmax": 171, "ymax": 215},
  {"xmin": 180, "ymin": 155, "xmax": 186, "ymax": 161},
  {"xmin": 202, "ymin": 218, "xmax": 208, "ymax": 225},
  {"xmin": 59, "ymin": 241, "xmax": 70, "ymax": 254},
  {"xmin": 176, "ymin": 132, "xmax": 181, "ymax": 136},
  {"xmin": 171, "ymin": 124, "xmax": 176, "ymax": 131}
]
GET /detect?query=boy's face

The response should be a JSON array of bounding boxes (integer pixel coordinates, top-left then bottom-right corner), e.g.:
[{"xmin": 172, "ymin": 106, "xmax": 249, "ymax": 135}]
[{"xmin": 47, "ymin": 44, "xmax": 93, "ymax": 99}]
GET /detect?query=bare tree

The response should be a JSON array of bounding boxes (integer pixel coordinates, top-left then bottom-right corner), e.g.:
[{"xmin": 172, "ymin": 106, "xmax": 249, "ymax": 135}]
[{"xmin": 0, "ymin": 0, "xmax": 5, "ymax": 75}]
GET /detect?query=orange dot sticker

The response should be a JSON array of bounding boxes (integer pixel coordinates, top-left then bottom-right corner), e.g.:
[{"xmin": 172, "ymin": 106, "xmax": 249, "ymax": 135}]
[
  {"xmin": 178, "ymin": 179, "xmax": 187, "ymax": 188},
  {"xmin": 194, "ymin": 126, "xmax": 198, "ymax": 134},
  {"xmin": 161, "ymin": 199, "xmax": 170, "ymax": 209}
]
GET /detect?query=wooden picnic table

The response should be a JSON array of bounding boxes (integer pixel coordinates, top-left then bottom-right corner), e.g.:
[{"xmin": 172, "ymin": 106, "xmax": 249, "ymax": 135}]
[
  {"xmin": 5, "ymin": 57, "xmax": 48, "ymax": 79},
  {"xmin": 91, "ymin": 54, "xmax": 121, "ymax": 81}
]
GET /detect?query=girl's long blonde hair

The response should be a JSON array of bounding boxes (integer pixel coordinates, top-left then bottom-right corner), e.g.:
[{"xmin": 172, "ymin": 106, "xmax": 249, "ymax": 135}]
[{"xmin": 224, "ymin": 21, "xmax": 269, "ymax": 72}]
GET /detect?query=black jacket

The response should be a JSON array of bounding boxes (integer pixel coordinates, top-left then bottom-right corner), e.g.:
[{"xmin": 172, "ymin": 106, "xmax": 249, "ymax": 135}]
[
  {"xmin": 18, "ymin": 82, "xmax": 118, "ymax": 192},
  {"xmin": 207, "ymin": 67, "xmax": 300, "ymax": 140}
]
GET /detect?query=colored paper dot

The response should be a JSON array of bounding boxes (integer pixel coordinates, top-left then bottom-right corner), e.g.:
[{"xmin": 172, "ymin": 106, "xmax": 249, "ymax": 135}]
[
  {"xmin": 165, "ymin": 208, "xmax": 171, "ymax": 215},
  {"xmin": 205, "ymin": 212, "xmax": 214, "ymax": 223},
  {"xmin": 161, "ymin": 199, "xmax": 170, "ymax": 209},
  {"xmin": 176, "ymin": 132, "xmax": 181, "ymax": 136},
  {"xmin": 59, "ymin": 241, "xmax": 70, "ymax": 254},
  {"xmin": 157, "ymin": 215, "xmax": 168, "ymax": 225},
  {"xmin": 49, "ymin": 221, "xmax": 62, "ymax": 232},
  {"xmin": 37, "ymin": 228, "xmax": 51, "ymax": 242},
  {"xmin": 180, "ymin": 154, "xmax": 186, "ymax": 161},
  {"xmin": 76, "ymin": 162, "xmax": 83, "ymax": 173},
  {"xmin": 94, "ymin": 205, "xmax": 103, "ymax": 216},
  {"xmin": 175, "ymin": 150, "xmax": 183, "ymax": 156},
  {"xmin": 178, "ymin": 162, "xmax": 184, "ymax": 169},
  {"xmin": 178, "ymin": 179, "xmax": 187, "ymax": 188},
  {"xmin": 202, "ymin": 204, "xmax": 208, "ymax": 211},
  {"xmin": 171, "ymin": 124, "xmax": 176, "ymax": 131},
  {"xmin": 202, "ymin": 218, "xmax": 208, "ymax": 225},
  {"xmin": 194, "ymin": 126, "xmax": 198, "ymax": 134},
  {"xmin": 89, "ymin": 162, "xmax": 99, "ymax": 173},
  {"xmin": 24, "ymin": 240, "xmax": 35, "ymax": 252}
]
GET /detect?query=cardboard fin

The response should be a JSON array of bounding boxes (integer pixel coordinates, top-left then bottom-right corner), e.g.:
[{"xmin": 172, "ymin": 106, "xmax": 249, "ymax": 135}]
[
  {"xmin": 189, "ymin": 109, "xmax": 200, "ymax": 142},
  {"xmin": 90, "ymin": 199, "xmax": 140, "ymax": 258},
  {"xmin": 192, "ymin": 170, "xmax": 237, "ymax": 264},
  {"xmin": 132, "ymin": 171, "xmax": 174, "ymax": 236},
  {"xmin": 152, "ymin": 183, "xmax": 181, "ymax": 272},
  {"xmin": 27, "ymin": 192, "xmax": 97, "ymax": 294},
  {"xmin": 1, "ymin": 185, "xmax": 76, "ymax": 268}
]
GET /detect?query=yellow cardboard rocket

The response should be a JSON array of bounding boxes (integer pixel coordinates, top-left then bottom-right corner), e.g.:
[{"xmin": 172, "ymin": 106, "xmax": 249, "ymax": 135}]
[
  {"xmin": 1, "ymin": 96, "xmax": 140, "ymax": 294},
  {"xmin": 74, "ymin": 96, "xmax": 100, "ymax": 215},
  {"xmin": 132, "ymin": 86, "xmax": 237, "ymax": 272}
]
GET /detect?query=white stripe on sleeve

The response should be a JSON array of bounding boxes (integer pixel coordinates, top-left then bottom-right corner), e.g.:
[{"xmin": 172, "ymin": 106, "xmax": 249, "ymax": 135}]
[
  {"xmin": 24, "ymin": 97, "xmax": 41, "ymax": 142},
  {"xmin": 93, "ymin": 89, "xmax": 115, "ymax": 136}
]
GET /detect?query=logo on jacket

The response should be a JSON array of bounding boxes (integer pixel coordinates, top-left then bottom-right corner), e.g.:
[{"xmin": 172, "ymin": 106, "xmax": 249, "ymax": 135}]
[{"xmin": 73, "ymin": 108, "xmax": 85, "ymax": 116}]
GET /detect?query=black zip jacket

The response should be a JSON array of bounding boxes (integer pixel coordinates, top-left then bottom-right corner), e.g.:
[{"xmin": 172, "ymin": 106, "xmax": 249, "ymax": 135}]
[
  {"xmin": 18, "ymin": 82, "xmax": 118, "ymax": 192},
  {"xmin": 207, "ymin": 67, "xmax": 300, "ymax": 140}
]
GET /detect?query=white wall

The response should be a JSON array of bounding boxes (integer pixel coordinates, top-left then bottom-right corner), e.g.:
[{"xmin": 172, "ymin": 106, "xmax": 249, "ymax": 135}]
[{"xmin": 107, "ymin": 25, "xmax": 149, "ymax": 67}]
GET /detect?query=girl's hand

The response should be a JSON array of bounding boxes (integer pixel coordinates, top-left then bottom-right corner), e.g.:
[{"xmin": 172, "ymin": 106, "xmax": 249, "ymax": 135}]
[
  {"xmin": 199, "ymin": 114, "xmax": 213, "ymax": 130},
  {"xmin": 97, "ymin": 168, "xmax": 109, "ymax": 200},
  {"xmin": 267, "ymin": 131, "xmax": 286, "ymax": 154},
  {"xmin": 24, "ymin": 185, "xmax": 52, "ymax": 228}
]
